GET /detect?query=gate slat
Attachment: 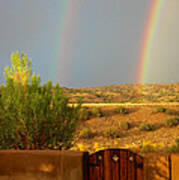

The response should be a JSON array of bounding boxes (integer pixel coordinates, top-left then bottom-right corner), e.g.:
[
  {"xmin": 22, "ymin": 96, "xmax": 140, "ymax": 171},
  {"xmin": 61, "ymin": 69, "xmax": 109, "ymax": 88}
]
[
  {"xmin": 89, "ymin": 150, "xmax": 104, "ymax": 180},
  {"xmin": 104, "ymin": 149, "xmax": 112, "ymax": 180},
  {"xmin": 89, "ymin": 152, "xmax": 98, "ymax": 180},
  {"xmin": 120, "ymin": 149, "xmax": 128, "ymax": 180},
  {"xmin": 98, "ymin": 151, "xmax": 104, "ymax": 180},
  {"xmin": 128, "ymin": 150, "xmax": 136, "ymax": 180},
  {"xmin": 135, "ymin": 154, "xmax": 144, "ymax": 180},
  {"xmin": 111, "ymin": 150, "xmax": 120, "ymax": 180}
]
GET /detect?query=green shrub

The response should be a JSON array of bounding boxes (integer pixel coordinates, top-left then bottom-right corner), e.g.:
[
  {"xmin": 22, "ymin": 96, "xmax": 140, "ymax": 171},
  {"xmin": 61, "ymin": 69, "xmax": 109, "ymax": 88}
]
[
  {"xmin": 91, "ymin": 107, "xmax": 103, "ymax": 117},
  {"xmin": 119, "ymin": 121, "xmax": 130, "ymax": 130},
  {"xmin": 0, "ymin": 51, "xmax": 82, "ymax": 150},
  {"xmin": 79, "ymin": 127, "xmax": 95, "ymax": 139},
  {"xmin": 103, "ymin": 127, "xmax": 120, "ymax": 139},
  {"xmin": 116, "ymin": 107, "xmax": 129, "ymax": 114},
  {"xmin": 79, "ymin": 108, "xmax": 90, "ymax": 121},
  {"xmin": 164, "ymin": 139, "xmax": 179, "ymax": 153},
  {"xmin": 164, "ymin": 117, "xmax": 179, "ymax": 127},
  {"xmin": 140, "ymin": 144, "xmax": 156, "ymax": 153},
  {"xmin": 165, "ymin": 109, "xmax": 173, "ymax": 115},
  {"xmin": 139, "ymin": 123, "xmax": 154, "ymax": 131},
  {"xmin": 155, "ymin": 107, "xmax": 166, "ymax": 113}
]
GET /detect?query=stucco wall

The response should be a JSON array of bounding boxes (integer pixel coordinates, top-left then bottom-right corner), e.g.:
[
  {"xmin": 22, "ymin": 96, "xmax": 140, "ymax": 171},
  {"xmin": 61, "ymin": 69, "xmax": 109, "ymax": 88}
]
[
  {"xmin": 0, "ymin": 150, "xmax": 89, "ymax": 180},
  {"xmin": 171, "ymin": 154, "xmax": 179, "ymax": 180},
  {"xmin": 144, "ymin": 153, "xmax": 179, "ymax": 180}
]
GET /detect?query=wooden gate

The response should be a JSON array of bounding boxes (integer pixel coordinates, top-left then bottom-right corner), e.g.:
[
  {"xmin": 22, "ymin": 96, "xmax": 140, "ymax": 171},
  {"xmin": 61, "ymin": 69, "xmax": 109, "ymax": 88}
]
[{"xmin": 85, "ymin": 148, "xmax": 144, "ymax": 180}]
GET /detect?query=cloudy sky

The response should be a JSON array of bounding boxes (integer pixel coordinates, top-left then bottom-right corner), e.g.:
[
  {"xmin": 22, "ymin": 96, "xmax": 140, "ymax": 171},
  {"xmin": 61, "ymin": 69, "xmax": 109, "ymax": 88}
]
[{"xmin": 0, "ymin": 0, "xmax": 178, "ymax": 88}]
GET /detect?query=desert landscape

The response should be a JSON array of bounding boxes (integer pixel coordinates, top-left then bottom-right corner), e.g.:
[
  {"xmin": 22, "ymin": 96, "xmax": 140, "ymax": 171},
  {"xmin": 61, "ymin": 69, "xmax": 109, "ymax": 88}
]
[
  {"xmin": 63, "ymin": 84, "xmax": 179, "ymax": 155},
  {"xmin": 64, "ymin": 84, "xmax": 179, "ymax": 103}
]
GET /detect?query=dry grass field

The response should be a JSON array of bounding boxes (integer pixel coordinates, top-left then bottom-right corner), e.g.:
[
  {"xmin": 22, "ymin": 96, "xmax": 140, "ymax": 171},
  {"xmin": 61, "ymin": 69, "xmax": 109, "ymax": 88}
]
[
  {"xmin": 69, "ymin": 105, "xmax": 179, "ymax": 155},
  {"xmin": 64, "ymin": 84, "xmax": 179, "ymax": 155}
]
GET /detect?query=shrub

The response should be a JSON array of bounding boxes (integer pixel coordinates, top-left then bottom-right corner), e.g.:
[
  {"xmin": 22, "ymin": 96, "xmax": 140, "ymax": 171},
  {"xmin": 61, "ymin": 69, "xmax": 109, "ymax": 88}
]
[
  {"xmin": 116, "ymin": 107, "xmax": 129, "ymax": 114},
  {"xmin": 139, "ymin": 122, "xmax": 154, "ymax": 131},
  {"xmin": 91, "ymin": 107, "xmax": 103, "ymax": 117},
  {"xmin": 155, "ymin": 107, "xmax": 166, "ymax": 113},
  {"xmin": 164, "ymin": 139, "xmax": 179, "ymax": 153},
  {"xmin": 103, "ymin": 127, "xmax": 121, "ymax": 139},
  {"xmin": 140, "ymin": 140, "xmax": 163, "ymax": 154},
  {"xmin": 165, "ymin": 109, "xmax": 173, "ymax": 115},
  {"xmin": 0, "ymin": 51, "xmax": 82, "ymax": 150},
  {"xmin": 79, "ymin": 127, "xmax": 95, "ymax": 139},
  {"xmin": 79, "ymin": 108, "xmax": 90, "ymax": 121},
  {"xmin": 119, "ymin": 121, "xmax": 130, "ymax": 130},
  {"xmin": 140, "ymin": 144, "xmax": 156, "ymax": 153},
  {"xmin": 164, "ymin": 117, "xmax": 179, "ymax": 127}
]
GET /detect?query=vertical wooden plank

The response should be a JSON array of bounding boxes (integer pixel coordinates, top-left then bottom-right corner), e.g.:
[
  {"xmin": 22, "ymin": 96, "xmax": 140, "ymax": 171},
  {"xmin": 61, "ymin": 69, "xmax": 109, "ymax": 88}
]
[
  {"xmin": 88, "ymin": 150, "xmax": 104, "ymax": 180},
  {"xmin": 120, "ymin": 149, "xmax": 128, "ymax": 180},
  {"xmin": 89, "ymin": 152, "xmax": 99, "ymax": 180},
  {"xmin": 98, "ymin": 151, "xmax": 105, "ymax": 180},
  {"xmin": 104, "ymin": 149, "xmax": 112, "ymax": 180},
  {"xmin": 111, "ymin": 149, "xmax": 120, "ymax": 180},
  {"xmin": 135, "ymin": 154, "xmax": 144, "ymax": 180},
  {"xmin": 128, "ymin": 150, "xmax": 136, "ymax": 180}
]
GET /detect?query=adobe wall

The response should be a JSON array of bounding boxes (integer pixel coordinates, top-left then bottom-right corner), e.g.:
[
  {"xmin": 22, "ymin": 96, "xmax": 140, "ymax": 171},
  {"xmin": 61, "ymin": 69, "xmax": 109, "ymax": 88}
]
[
  {"xmin": 144, "ymin": 153, "xmax": 179, "ymax": 180},
  {"xmin": 171, "ymin": 154, "xmax": 179, "ymax": 180},
  {"xmin": 0, "ymin": 150, "xmax": 89, "ymax": 180}
]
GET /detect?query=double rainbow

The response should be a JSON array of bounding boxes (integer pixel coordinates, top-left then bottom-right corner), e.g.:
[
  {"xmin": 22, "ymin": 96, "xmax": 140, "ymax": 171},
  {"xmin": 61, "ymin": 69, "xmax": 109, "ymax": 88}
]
[{"xmin": 56, "ymin": 1, "xmax": 166, "ymax": 87}]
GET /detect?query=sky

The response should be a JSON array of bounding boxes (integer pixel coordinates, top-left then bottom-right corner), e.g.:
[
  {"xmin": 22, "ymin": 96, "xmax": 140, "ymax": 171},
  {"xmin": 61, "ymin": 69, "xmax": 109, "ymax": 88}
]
[{"xmin": 0, "ymin": 0, "xmax": 178, "ymax": 88}]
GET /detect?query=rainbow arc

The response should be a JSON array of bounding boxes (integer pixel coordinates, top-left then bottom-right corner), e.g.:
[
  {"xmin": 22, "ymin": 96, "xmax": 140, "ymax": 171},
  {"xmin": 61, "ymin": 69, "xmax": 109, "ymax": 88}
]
[{"xmin": 138, "ymin": 0, "xmax": 166, "ymax": 84}]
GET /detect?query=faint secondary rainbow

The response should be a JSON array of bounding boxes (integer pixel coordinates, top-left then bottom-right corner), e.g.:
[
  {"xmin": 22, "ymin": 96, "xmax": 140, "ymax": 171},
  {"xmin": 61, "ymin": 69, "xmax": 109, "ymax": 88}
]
[
  {"xmin": 49, "ymin": 1, "xmax": 67, "ymax": 83},
  {"xmin": 138, "ymin": 0, "xmax": 166, "ymax": 84},
  {"xmin": 53, "ymin": 0, "xmax": 83, "ymax": 85}
]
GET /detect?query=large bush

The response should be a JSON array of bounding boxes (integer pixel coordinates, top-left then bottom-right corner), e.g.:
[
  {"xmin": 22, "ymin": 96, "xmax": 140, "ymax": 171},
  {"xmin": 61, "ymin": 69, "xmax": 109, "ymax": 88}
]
[{"xmin": 0, "ymin": 51, "xmax": 82, "ymax": 150}]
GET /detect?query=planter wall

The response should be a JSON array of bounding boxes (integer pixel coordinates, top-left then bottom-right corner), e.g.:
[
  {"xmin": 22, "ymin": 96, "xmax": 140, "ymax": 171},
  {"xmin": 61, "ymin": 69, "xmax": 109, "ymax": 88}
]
[
  {"xmin": 0, "ymin": 150, "xmax": 88, "ymax": 180},
  {"xmin": 144, "ymin": 154, "xmax": 171, "ymax": 180},
  {"xmin": 171, "ymin": 154, "xmax": 179, "ymax": 180},
  {"xmin": 143, "ymin": 153, "xmax": 179, "ymax": 180}
]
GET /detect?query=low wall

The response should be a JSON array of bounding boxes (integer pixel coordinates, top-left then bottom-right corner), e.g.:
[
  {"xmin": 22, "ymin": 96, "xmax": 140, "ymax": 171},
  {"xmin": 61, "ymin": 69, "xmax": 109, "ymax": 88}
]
[
  {"xmin": 144, "ymin": 153, "xmax": 179, "ymax": 180},
  {"xmin": 0, "ymin": 150, "xmax": 178, "ymax": 180},
  {"xmin": 171, "ymin": 154, "xmax": 179, "ymax": 180},
  {"xmin": 0, "ymin": 150, "xmax": 89, "ymax": 180}
]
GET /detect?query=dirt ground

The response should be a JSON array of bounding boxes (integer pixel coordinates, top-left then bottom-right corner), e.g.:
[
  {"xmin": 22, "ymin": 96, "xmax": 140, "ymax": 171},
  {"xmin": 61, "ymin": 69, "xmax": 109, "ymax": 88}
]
[{"xmin": 69, "ymin": 105, "xmax": 179, "ymax": 155}]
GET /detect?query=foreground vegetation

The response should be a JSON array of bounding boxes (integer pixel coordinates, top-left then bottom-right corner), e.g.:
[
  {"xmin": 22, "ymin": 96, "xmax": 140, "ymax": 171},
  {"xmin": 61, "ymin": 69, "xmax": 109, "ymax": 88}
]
[{"xmin": 0, "ymin": 51, "xmax": 82, "ymax": 150}]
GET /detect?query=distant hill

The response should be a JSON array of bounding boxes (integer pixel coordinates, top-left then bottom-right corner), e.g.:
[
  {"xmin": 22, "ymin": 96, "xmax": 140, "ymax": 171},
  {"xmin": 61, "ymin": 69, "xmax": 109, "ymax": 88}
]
[
  {"xmin": 63, "ymin": 83, "xmax": 179, "ymax": 103},
  {"xmin": 1, "ymin": 83, "xmax": 179, "ymax": 103}
]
